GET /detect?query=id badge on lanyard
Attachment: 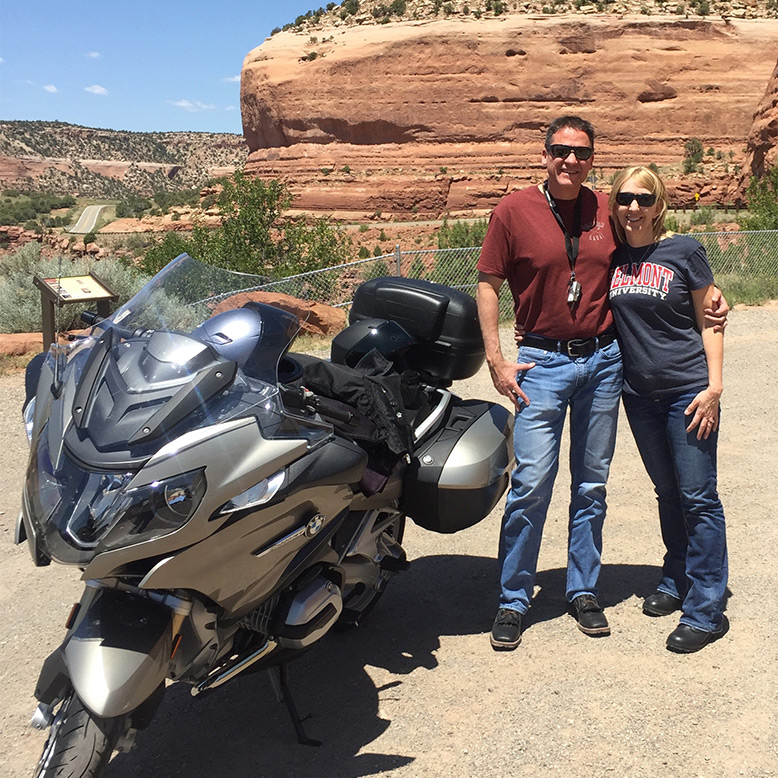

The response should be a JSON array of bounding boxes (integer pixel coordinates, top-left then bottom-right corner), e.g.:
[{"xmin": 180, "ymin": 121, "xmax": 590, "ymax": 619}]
[{"xmin": 543, "ymin": 182, "xmax": 582, "ymax": 307}]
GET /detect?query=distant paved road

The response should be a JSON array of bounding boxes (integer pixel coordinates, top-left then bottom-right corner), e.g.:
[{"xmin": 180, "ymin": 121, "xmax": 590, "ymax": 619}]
[{"xmin": 69, "ymin": 204, "xmax": 105, "ymax": 234}]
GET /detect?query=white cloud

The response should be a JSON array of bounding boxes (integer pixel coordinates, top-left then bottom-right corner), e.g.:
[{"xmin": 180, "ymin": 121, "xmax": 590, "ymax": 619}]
[
  {"xmin": 0, "ymin": 58, "xmax": 4, "ymax": 65},
  {"xmin": 222, "ymin": 75, "xmax": 240, "ymax": 83},
  {"xmin": 85, "ymin": 84, "xmax": 108, "ymax": 95},
  {"xmin": 169, "ymin": 99, "xmax": 217, "ymax": 112},
  {"xmin": 224, "ymin": 105, "xmax": 237, "ymax": 111},
  {"xmin": 43, "ymin": 84, "xmax": 58, "ymax": 93},
  {"xmin": 85, "ymin": 51, "xmax": 101, "ymax": 59}
]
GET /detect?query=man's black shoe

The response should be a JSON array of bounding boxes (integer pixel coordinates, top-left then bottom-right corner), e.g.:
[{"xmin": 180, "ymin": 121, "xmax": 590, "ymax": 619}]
[
  {"xmin": 666, "ymin": 618, "xmax": 728, "ymax": 653},
  {"xmin": 570, "ymin": 594, "xmax": 610, "ymax": 636},
  {"xmin": 490, "ymin": 608, "xmax": 522, "ymax": 650},
  {"xmin": 643, "ymin": 591, "xmax": 683, "ymax": 617}
]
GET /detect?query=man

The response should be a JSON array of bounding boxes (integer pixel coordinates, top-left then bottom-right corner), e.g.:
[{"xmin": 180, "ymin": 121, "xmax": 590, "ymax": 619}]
[{"xmin": 477, "ymin": 116, "xmax": 725, "ymax": 650}]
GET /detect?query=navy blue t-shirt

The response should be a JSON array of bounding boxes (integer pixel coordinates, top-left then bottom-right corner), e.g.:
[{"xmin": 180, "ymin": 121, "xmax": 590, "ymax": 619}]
[{"xmin": 608, "ymin": 234, "xmax": 714, "ymax": 398}]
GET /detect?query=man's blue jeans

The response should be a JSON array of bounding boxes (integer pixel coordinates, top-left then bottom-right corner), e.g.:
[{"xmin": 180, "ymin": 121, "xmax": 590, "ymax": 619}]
[
  {"xmin": 622, "ymin": 390, "xmax": 728, "ymax": 632},
  {"xmin": 498, "ymin": 339, "xmax": 622, "ymax": 614}
]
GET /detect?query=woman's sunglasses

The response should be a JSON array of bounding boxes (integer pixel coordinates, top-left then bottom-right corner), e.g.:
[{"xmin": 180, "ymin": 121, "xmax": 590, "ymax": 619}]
[
  {"xmin": 545, "ymin": 144, "xmax": 593, "ymax": 161},
  {"xmin": 615, "ymin": 192, "xmax": 657, "ymax": 207}
]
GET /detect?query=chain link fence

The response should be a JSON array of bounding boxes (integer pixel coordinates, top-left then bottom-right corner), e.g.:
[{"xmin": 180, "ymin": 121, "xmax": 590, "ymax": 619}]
[
  {"xmin": 252, "ymin": 230, "xmax": 778, "ymax": 313},
  {"xmin": 693, "ymin": 230, "xmax": 778, "ymax": 304}
]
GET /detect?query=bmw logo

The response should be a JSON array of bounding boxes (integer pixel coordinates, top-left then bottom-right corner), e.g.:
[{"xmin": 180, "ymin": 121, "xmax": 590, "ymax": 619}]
[{"xmin": 305, "ymin": 514, "xmax": 326, "ymax": 536}]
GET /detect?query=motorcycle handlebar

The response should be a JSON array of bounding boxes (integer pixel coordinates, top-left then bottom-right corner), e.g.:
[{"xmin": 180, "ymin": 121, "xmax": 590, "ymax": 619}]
[
  {"xmin": 279, "ymin": 385, "xmax": 354, "ymax": 424},
  {"xmin": 80, "ymin": 310, "xmax": 152, "ymax": 342}
]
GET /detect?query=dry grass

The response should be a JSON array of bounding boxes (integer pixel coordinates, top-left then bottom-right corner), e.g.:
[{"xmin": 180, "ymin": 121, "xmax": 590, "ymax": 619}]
[{"xmin": 0, "ymin": 352, "xmax": 35, "ymax": 377}]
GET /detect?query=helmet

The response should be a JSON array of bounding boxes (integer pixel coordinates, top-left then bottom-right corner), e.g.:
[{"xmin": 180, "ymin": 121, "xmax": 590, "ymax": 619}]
[
  {"xmin": 331, "ymin": 318, "xmax": 415, "ymax": 368},
  {"xmin": 192, "ymin": 302, "xmax": 300, "ymax": 381}
]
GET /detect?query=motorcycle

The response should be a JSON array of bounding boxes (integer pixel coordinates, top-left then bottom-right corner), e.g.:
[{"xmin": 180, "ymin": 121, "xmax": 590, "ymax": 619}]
[{"xmin": 17, "ymin": 253, "xmax": 513, "ymax": 777}]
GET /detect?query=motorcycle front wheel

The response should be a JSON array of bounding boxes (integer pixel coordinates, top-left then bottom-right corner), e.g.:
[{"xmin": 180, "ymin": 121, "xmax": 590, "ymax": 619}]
[{"xmin": 34, "ymin": 692, "xmax": 125, "ymax": 778}]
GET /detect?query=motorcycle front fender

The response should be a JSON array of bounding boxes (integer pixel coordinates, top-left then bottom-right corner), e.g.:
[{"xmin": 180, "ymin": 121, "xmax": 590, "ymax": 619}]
[{"xmin": 63, "ymin": 586, "xmax": 172, "ymax": 719}]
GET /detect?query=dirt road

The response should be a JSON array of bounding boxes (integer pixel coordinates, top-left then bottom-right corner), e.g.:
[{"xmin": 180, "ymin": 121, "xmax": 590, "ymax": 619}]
[{"xmin": 1, "ymin": 305, "xmax": 776, "ymax": 778}]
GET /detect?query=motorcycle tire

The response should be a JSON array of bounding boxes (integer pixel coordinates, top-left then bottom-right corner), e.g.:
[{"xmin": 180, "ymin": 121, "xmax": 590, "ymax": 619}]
[{"xmin": 33, "ymin": 692, "xmax": 124, "ymax": 778}]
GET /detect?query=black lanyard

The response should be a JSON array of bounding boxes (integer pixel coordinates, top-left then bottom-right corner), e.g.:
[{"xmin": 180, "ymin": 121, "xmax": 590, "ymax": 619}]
[{"xmin": 542, "ymin": 181, "xmax": 582, "ymax": 274}]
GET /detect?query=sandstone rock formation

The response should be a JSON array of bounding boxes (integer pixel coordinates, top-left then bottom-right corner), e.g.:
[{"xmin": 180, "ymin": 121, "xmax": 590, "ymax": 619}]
[
  {"xmin": 212, "ymin": 291, "xmax": 346, "ymax": 336},
  {"xmin": 742, "ymin": 57, "xmax": 778, "ymax": 179},
  {"xmin": 241, "ymin": 15, "xmax": 778, "ymax": 215}
]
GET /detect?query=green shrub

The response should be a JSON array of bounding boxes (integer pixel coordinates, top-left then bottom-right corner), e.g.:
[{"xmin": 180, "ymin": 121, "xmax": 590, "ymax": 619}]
[
  {"xmin": 141, "ymin": 232, "xmax": 194, "ymax": 275},
  {"xmin": 140, "ymin": 172, "xmax": 351, "ymax": 280},
  {"xmin": 361, "ymin": 259, "xmax": 391, "ymax": 281},
  {"xmin": 116, "ymin": 194, "xmax": 151, "ymax": 219},
  {"xmin": 407, "ymin": 256, "xmax": 427, "ymax": 279},
  {"xmin": 743, "ymin": 166, "xmax": 778, "ymax": 230},
  {"xmin": 0, "ymin": 192, "xmax": 77, "ymax": 227},
  {"xmin": 689, "ymin": 207, "xmax": 715, "ymax": 226},
  {"xmin": 664, "ymin": 215, "xmax": 683, "ymax": 233},
  {"xmin": 684, "ymin": 138, "xmax": 704, "ymax": 165},
  {"xmin": 437, "ymin": 217, "xmax": 488, "ymax": 249},
  {"xmin": 0, "ymin": 242, "xmax": 148, "ymax": 333}
]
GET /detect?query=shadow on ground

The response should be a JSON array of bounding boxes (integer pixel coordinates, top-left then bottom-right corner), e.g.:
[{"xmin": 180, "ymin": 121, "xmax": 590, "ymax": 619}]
[{"xmin": 107, "ymin": 554, "xmax": 660, "ymax": 778}]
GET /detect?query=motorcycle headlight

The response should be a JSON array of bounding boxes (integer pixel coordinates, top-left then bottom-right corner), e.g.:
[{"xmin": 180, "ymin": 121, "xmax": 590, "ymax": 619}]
[
  {"xmin": 97, "ymin": 470, "xmax": 207, "ymax": 550},
  {"xmin": 24, "ymin": 398, "xmax": 36, "ymax": 445}
]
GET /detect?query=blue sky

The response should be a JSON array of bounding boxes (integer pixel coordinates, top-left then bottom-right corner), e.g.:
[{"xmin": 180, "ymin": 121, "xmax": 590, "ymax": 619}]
[{"xmin": 0, "ymin": 0, "xmax": 322, "ymax": 134}]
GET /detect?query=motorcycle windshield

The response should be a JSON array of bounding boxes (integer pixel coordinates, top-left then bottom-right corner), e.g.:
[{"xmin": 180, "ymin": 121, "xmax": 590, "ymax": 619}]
[{"xmin": 24, "ymin": 253, "xmax": 328, "ymax": 565}]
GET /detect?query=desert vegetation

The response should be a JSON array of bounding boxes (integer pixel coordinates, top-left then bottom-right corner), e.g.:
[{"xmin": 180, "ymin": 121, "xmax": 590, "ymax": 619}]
[
  {"xmin": 268, "ymin": 0, "xmax": 777, "ymax": 34},
  {"xmin": 0, "ymin": 191, "xmax": 77, "ymax": 231},
  {"xmin": 0, "ymin": 242, "xmax": 148, "ymax": 333},
  {"xmin": 0, "ymin": 121, "xmax": 246, "ymax": 199}
]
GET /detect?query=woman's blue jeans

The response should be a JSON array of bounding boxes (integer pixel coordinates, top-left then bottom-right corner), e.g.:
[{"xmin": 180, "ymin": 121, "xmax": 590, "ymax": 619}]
[
  {"xmin": 622, "ymin": 390, "xmax": 728, "ymax": 632},
  {"xmin": 498, "ymin": 340, "xmax": 623, "ymax": 614}
]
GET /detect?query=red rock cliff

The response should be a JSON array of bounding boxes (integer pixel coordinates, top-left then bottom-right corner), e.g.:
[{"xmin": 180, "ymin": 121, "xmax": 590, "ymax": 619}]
[
  {"xmin": 241, "ymin": 16, "xmax": 778, "ymax": 216},
  {"xmin": 743, "ymin": 58, "xmax": 778, "ymax": 179}
]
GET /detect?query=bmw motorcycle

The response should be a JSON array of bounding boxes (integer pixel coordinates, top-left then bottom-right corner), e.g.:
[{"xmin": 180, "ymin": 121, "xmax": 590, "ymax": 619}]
[{"xmin": 17, "ymin": 253, "xmax": 513, "ymax": 777}]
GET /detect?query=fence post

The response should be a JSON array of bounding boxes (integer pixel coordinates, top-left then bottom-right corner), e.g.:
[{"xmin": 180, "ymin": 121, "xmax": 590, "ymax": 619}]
[{"xmin": 394, "ymin": 244, "xmax": 402, "ymax": 276}]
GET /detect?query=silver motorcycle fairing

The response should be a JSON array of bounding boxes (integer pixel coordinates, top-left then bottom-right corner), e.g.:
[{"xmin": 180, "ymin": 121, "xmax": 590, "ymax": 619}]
[
  {"xmin": 132, "ymin": 481, "xmax": 356, "ymax": 617},
  {"xmin": 63, "ymin": 586, "xmax": 172, "ymax": 719},
  {"xmin": 79, "ymin": 416, "xmax": 309, "ymax": 582},
  {"xmin": 22, "ymin": 254, "xmax": 325, "ymax": 569}
]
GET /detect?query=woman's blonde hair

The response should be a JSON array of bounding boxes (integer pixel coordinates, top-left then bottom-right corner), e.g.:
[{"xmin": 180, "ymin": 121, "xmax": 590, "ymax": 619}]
[{"xmin": 608, "ymin": 165, "xmax": 669, "ymax": 244}]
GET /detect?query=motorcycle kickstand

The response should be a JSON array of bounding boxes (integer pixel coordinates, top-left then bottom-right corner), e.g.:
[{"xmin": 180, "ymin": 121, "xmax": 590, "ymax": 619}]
[{"xmin": 267, "ymin": 663, "xmax": 322, "ymax": 747}]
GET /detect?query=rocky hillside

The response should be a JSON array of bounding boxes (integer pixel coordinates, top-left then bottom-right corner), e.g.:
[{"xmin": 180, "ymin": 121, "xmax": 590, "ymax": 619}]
[
  {"xmin": 275, "ymin": 0, "xmax": 777, "ymax": 30},
  {"xmin": 242, "ymin": 12, "xmax": 778, "ymax": 216},
  {"xmin": 0, "ymin": 121, "xmax": 247, "ymax": 198}
]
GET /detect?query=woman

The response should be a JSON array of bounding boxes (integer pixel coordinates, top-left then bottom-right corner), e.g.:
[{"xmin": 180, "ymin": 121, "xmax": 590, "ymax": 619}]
[{"xmin": 608, "ymin": 166, "xmax": 728, "ymax": 653}]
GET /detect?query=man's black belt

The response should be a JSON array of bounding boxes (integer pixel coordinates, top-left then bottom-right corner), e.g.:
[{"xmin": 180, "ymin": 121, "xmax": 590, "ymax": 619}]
[{"xmin": 522, "ymin": 330, "xmax": 617, "ymax": 358}]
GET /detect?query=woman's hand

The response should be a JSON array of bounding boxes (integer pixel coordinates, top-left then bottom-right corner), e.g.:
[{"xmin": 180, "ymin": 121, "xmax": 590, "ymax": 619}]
[{"xmin": 684, "ymin": 387, "xmax": 722, "ymax": 440}]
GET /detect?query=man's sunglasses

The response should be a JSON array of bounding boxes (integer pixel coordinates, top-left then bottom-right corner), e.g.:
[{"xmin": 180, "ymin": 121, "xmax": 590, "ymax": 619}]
[
  {"xmin": 615, "ymin": 191, "xmax": 657, "ymax": 207},
  {"xmin": 546, "ymin": 144, "xmax": 593, "ymax": 161}
]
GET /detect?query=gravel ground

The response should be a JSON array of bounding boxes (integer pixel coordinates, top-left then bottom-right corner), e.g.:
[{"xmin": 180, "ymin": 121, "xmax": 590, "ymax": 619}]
[{"xmin": 1, "ymin": 305, "xmax": 776, "ymax": 778}]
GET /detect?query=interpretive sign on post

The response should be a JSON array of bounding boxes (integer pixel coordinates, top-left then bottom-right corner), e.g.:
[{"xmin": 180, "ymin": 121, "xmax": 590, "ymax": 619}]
[{"xmin": 33, "ymin": 273, "xmax": 118, "ymax": 350}]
